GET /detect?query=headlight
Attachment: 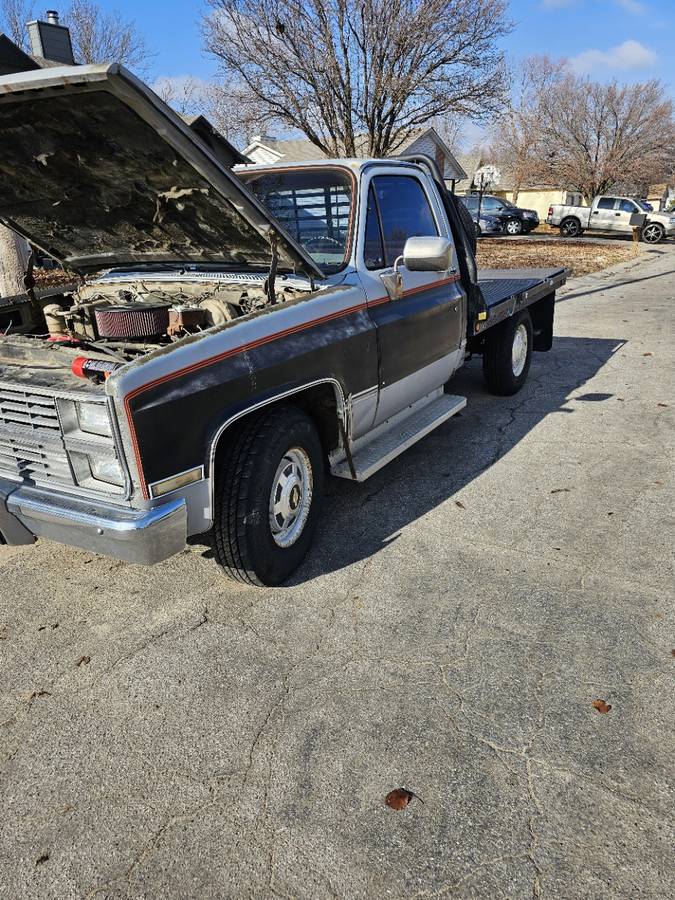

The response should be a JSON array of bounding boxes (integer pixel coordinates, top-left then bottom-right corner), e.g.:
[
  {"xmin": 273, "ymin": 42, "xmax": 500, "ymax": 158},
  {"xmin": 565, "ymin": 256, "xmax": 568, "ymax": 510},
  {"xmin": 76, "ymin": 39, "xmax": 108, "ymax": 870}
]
[
  {"xmin": 76, "ymin": 402, "xmax": 112, "ymax": 437},
  {"xmin": 669, "ymin": 216, "xmax": 675, "ymax": 224},
  {"xmin": 89, "ymin": 454, "xmax": 124, "ymax": 486}
]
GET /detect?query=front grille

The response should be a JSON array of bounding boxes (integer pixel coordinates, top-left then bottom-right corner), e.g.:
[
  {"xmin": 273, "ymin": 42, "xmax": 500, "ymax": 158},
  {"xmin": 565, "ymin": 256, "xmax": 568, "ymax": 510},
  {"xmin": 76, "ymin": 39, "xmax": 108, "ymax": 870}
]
[{"xmin": 0, "ymin": 386, "xmax": 74, "ymax": 485}]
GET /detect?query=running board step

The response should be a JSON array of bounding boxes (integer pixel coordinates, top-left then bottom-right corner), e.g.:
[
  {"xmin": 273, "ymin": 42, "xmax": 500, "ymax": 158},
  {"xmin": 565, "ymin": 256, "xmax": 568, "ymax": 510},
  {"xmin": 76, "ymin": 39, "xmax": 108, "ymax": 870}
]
[{"xmin": 332, "ymin": 394, "xmax": 466, "ymax": 482}]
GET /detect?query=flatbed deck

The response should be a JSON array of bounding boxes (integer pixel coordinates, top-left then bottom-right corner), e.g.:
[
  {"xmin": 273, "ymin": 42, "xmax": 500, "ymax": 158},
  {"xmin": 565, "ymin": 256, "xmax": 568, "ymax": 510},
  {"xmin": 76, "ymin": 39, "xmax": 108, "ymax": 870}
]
[{"xmin": 474, "ymin": 266, "xmax": 567, "ymax": 333}]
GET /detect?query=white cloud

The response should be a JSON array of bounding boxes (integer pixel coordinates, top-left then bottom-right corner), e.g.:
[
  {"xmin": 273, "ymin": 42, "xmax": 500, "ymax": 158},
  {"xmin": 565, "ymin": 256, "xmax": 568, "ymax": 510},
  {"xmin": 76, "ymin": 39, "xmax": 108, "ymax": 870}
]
[
  {"xmin": 614, "ymin": 0, "xmax": 645, "ymax": 12},
  {"xmin": 569, "ymin": 39, "xmax": 657, "ymax": 74}
]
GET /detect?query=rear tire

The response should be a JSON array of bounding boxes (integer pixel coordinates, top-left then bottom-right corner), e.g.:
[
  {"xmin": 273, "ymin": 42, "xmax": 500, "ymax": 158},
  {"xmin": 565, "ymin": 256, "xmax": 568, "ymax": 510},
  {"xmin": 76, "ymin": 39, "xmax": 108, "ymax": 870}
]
[
  {"xmin": 482, "ymin": 310, "xmax": 533, "ymax": 396},
  {"xmin": 213, "ymin": 405, "xmax": 324, "ymax": 586},
  {"xmin": 560, "ymin": 217, "xmax": 582, "ymax": 237}
]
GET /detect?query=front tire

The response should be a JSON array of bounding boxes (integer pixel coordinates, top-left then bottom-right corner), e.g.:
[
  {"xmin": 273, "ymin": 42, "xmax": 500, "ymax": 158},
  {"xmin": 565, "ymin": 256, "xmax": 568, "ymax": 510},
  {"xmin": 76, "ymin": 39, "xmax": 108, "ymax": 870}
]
[
  {"xmin": 213, "ymin": 405, "xmax": 324, "ymax": 586},
  {"xmin": 505, "ymin": 218, "xmax": 523, "ymax": 236},
  {"xmin": 482, "ymin": 310, "xmax": 533, "ymax": 396},
  {"xmin": 641, "ymin": 222, "xmax": 665, "ymax": 244}
]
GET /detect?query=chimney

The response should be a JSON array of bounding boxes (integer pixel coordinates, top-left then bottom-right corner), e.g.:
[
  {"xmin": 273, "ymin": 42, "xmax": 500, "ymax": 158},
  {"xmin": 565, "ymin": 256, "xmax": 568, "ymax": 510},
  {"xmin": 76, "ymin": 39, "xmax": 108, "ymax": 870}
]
[{"xmin": 26, "ymin": 9, "xmax": 76, "ymax": 65}]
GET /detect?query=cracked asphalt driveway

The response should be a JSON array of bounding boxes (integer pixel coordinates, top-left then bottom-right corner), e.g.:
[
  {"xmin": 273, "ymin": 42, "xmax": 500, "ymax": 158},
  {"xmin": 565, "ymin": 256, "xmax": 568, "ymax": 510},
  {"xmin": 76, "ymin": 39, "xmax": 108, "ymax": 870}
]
[{"xmin": 1, "ymin": 247, "xmax": 674, "ymax": 899}]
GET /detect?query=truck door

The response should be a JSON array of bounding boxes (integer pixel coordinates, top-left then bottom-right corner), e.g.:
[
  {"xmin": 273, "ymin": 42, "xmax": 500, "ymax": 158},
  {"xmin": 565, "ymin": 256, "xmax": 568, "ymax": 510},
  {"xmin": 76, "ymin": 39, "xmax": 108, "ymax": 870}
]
[
  {"xmin": 613, "ymin": 198, "xmax": 639, "ymax": 233},
  {"xmin": 591, "ymin": 197, "xmax": 620, "ymax": 231},
  {"xmin": 357, "ymin": 169, "xmax": 465, "ymax": 425}
]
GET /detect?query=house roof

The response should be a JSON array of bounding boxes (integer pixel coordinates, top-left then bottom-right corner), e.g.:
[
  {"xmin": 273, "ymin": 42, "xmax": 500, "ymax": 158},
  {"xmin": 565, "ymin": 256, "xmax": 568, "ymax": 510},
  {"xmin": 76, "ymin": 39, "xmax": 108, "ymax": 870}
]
[
  {"xmin": 0, "ymin": 31, "xmax": 75, "ymax": 75},
  {"xmin": 453, "ymin": 152, "xmax": 484, "ymax": 191},
  {"xmin": 243, "ymin": 126, "xmax": 467, "ymax": 180},
  {"xmin": 0, "ymin": 33, "xmax": 40, "ymax": 75},
  {"xmin": 182, "ymin": 114, "xmax": 248, "ymax": 166}
]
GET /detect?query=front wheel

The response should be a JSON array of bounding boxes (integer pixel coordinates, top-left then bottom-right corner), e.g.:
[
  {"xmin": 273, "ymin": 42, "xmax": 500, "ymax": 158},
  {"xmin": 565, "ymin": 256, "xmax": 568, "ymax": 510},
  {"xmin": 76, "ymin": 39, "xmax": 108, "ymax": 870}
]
[
  {"xmin": 641, "ymin": 222, "xmax": 665, "ymax": 244},
  {"xmin": 482, "ymin": 310, "xmax": 533, "ymax": 396},
  {"xmin": 505, "ymin": 218, "xmax": 523, "ymax": 236},
  {"xmin": 213, "ymin": 405, "xmax": 324, "ymax": 586}
]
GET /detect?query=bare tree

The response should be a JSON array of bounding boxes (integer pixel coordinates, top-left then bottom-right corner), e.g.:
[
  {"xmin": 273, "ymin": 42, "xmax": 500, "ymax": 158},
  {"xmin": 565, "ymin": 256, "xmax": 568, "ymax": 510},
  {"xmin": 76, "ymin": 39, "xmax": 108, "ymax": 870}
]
[
  {"xmin": 493, "ymin": 56, "xmax": 675, "ymax": 203},
  {"xmin": 64, "ymin": 0, "xmax": 152, "ymax": 71},
  {"xmin": 202, "ymin": 0, "xmax": 511, "ymax": 157},
  {"xmin": 154, "ymin": 75, "xmax": 268, "ymax": 148},
  {"xmin": 0, "ymin": 0, "xmax": 33, "ymax": 50}
]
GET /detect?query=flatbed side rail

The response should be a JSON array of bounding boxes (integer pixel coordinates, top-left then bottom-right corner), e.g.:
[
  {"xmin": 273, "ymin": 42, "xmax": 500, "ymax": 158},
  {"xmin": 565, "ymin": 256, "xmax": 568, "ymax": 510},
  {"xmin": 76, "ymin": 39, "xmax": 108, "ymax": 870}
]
[{"xmin": 472, "ymin": 269, "xmax": 568, "ymax": 336}]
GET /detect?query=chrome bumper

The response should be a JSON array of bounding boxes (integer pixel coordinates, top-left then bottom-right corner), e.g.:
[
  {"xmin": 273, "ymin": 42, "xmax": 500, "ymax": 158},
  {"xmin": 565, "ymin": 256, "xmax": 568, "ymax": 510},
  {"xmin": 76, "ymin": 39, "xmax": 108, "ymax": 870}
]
[{"xmin": 0, "ymin": 478, "xmax": 187, "ymax": 564}]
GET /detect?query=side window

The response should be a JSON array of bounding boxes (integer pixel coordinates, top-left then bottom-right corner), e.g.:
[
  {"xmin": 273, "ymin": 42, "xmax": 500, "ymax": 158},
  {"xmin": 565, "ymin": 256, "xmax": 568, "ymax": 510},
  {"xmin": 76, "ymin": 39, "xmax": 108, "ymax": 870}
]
[
  {"xmin": 482, "ymin": 197, "xmax": 501, "ymax": 212},
  {"xmin": 364, "ymin": 186, "xmax": 385, "ymax": 270},
  {"xmin": 597, "ymin": 197, "xmax": 616, "ymax": 210},
  {"xmin": 619, "ymin": 199, "xmax": 637, "ymax": 213},
  {"xmin": 371, "ymin": 175, "xmax": 438, "ymax": 266}
]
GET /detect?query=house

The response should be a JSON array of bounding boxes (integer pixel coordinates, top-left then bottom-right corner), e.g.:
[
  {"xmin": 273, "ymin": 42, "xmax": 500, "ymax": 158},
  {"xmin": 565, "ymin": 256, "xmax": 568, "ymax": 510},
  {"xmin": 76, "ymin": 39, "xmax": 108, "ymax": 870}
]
[
  {"xmin": 0, "ymin": 10, "xmax": 75, "ymax": 74},
  {"xmin": 646, "ymin": 183, "xmax": 675, "ymax": 211},
  {"xmin": 453, "ymin": 152, "xmax": 486, "ymax": 195},
  {"xmin": 492, "ymin": 183, "xmax": 583, "ymax": 220},
  {"xmin": 243, "ymin": 127, "xmax": 467, "ymax": 185}
]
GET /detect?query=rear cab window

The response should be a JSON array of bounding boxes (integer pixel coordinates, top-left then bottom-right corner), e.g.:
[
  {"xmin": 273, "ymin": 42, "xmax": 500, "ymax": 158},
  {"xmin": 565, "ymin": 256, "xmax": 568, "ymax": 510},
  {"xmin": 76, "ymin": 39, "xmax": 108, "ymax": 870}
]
[
  {"xmin": 597, "ymin": 197, "xmax": 617, "ymax": 210},
  {"xmin": 240, "ymin": 167, "xmax": 354, "ymax": 273}
]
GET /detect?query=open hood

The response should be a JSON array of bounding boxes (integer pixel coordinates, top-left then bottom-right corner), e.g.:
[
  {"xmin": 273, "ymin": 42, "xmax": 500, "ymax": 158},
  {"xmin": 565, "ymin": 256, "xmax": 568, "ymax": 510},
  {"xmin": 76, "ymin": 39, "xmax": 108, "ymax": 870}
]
[{"xmin": 0, "ymin": 64, "xmax": 323, "ymax": 277}]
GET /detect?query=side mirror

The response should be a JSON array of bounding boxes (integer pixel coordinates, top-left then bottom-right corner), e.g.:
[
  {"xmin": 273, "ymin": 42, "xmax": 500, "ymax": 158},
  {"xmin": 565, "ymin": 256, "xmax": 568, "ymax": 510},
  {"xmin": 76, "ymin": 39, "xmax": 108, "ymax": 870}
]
[{"xmin": 399, "ymin": 236, "xmax": 454, "ymax": 273}]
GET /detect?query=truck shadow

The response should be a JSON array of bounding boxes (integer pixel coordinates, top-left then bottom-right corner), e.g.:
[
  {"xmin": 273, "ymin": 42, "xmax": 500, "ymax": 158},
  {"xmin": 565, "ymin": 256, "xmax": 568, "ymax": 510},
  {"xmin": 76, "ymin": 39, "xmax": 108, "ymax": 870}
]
[{"xmin": 294, "ymin": 335, "xmax": 626, "ymax": 582}]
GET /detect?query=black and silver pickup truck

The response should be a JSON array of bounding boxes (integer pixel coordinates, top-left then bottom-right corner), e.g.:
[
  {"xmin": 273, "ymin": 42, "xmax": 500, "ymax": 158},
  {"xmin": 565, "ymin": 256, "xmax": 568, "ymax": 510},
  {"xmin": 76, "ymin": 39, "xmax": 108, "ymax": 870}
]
[{"xmin": 0, "ymin": 64, "xmax": 566, "ymax": 585}]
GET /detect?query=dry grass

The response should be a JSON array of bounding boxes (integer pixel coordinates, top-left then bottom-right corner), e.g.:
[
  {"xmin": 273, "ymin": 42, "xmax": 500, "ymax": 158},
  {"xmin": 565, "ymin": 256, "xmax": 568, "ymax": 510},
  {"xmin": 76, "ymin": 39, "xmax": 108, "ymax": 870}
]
[{"xmin": 476, "ymin": 237, "xmax": 636, "ymax": 278}]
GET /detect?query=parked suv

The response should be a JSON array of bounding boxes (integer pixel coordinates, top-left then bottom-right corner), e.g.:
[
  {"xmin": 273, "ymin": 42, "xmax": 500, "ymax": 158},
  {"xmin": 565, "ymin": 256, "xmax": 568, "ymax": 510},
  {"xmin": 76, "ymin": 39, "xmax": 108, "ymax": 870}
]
[
  {"xmin": 461, "ymin": 194, "xmax": 539, "ymax": 235},
  {"xmin": 458, "ymin": 197, "xmax": 503, "ymax": 237}
]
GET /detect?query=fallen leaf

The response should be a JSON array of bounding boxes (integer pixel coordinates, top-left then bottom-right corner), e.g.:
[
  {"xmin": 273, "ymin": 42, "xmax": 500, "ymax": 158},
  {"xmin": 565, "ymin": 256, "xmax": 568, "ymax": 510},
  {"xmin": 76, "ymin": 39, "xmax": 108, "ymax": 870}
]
[
  {"xmin": 592, "ymin": 699, "xmax": 612, "ymax": 714},
  {"xmin": 385, "ymin": 788, "xmax": 414, "ymax": 810},
  {"xmin": 35, "ymin": 853, "xmax": 49, "ymax": 866},
  {"xmin": 671, "ymin": 649, "xmax": 675, "ymax": 657},
  {"xmin": 643, "ymin": 352, "xmax": 653, "ymax": 357},
  {"xmin": 454, "ymin": 500, "xmax": 466, "ymax": 510},
  {"xmin": 657, "ymin": 403, "xmax": 668, "ymax": 408},
  {"xmin": 607, "ymin": 511, "xmax": 614, "ymax": 516},
  {"xmin": 617, "ymin": 397, "xmax": 625, "ymax": 402},
  {"xmin": 550, "ymin": 488, "xmax": 571, "ymax": 494},
  {"xmin": 28, "ymin": 690, "xmax": 51, "ymax": 702},
  {"xmin": 76, "ymin": 655, "xmax": 91, "ymax": 667}
]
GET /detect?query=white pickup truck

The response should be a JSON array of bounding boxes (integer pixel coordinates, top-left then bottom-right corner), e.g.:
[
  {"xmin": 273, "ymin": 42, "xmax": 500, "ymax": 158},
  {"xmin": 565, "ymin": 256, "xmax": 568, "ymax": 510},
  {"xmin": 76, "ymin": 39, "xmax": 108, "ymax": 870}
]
[{"xmin": 547, "ymin": 195, "xmax": 675, "ymax": 244}]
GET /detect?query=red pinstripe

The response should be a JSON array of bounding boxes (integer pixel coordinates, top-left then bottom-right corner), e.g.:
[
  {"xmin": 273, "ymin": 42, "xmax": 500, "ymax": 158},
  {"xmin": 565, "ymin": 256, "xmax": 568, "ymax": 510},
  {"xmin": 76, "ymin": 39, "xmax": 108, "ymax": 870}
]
[{"xmin": 124, "ymin": 273, "xmax": 461, "ymax": 497}]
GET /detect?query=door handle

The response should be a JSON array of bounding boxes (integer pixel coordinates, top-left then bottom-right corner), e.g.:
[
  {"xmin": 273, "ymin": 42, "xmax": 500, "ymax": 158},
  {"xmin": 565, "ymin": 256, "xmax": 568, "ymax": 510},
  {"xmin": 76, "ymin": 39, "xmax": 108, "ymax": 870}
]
[{"xmin": 615, "ymin": 212, "xmax": 621, "ymax": 216}]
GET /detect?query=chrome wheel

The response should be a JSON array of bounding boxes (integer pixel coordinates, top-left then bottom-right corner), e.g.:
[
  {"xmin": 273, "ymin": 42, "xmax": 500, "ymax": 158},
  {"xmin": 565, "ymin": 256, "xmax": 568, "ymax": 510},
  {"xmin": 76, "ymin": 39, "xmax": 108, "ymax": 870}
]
[
  {"xmin": 512, "ymin": 323, "xmax": 528, "ymax": 377},
  {"xmin": 561, "ymin": 218, "xmax": 580, "ymax": 237},
  {"xmin": 642, "ymin": 223, "xmax": 664, "ymax": 244},
  {"xmin": 269, "ymin": 447, "xmax": 313, "ymax": 548}
]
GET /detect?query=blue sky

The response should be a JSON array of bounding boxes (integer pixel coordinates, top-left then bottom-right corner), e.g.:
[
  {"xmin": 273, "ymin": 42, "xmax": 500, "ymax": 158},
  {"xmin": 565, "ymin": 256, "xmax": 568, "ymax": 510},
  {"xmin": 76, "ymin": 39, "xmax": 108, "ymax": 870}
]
[{"xmin": 103, "ymin": 0, "xmax": 673, "ymax": 90}]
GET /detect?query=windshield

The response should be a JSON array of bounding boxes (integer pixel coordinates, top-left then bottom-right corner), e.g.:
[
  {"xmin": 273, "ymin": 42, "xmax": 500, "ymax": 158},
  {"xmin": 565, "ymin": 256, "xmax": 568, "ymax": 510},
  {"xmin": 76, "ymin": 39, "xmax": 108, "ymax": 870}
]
[
  {"xmin": 635, "ymin": 199, "xmax": 653, "ymax": 211},
  {"xmin": 240, "ymin": 168, "xmax": 353, "ymax": 273}
]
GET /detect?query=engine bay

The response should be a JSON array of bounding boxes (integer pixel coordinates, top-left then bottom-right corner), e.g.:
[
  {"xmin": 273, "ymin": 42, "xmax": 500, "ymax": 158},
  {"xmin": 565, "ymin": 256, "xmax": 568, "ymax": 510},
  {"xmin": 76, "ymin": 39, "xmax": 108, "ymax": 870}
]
[{"xmin": 36, "ymin": 275, "xmax": 309, "ymax": 364}]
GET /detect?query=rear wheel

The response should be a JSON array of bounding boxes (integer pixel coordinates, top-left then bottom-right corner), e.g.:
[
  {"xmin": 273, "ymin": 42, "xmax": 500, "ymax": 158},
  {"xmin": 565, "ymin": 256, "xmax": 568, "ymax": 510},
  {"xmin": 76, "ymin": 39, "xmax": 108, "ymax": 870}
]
[
  {"xmin": 641, "ymin": 222, "xmax": 665, "ymax": 244},
  {"xmin": 482, "ymin": 310, "xmax": 533, "ymax": 396},
  {"xmin": 213, "ymin": 405, "xmax": 324, "ymax": 586},
  {"xmin": 560, "ymin": 217, "xmax": 582, "ymax": 237},
  {"xmin": 505, "ymin": 218, "xmax": 523, "ymax": 236}
]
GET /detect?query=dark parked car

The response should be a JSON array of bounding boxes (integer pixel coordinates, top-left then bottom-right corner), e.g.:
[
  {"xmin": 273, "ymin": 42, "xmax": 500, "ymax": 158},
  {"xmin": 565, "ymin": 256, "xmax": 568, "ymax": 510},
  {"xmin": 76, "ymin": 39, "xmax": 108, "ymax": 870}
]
[{"xmin": 461, "ymin": 194, "xmax": 539, "ymax": 235}]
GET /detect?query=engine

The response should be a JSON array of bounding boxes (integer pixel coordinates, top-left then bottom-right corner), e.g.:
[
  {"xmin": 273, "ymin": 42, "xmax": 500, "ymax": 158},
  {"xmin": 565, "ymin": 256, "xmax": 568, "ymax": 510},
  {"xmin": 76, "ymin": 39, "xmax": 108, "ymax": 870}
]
[{"xmin": 40, "ymin": 277, "xmax": 305, "ymax": 360}]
